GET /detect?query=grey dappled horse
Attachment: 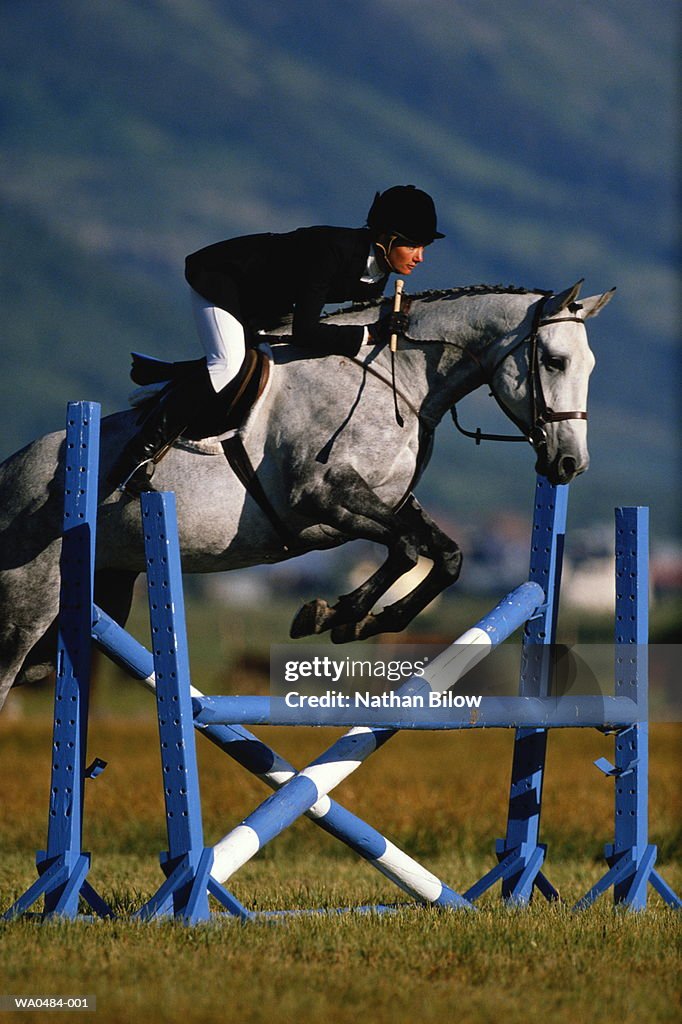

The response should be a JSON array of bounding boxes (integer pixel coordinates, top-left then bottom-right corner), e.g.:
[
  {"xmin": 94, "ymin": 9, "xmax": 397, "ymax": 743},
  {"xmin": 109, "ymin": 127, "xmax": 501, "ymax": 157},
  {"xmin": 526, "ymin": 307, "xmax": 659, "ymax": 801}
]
[{"xmin": 0, "ymin": 280, "xmax": 613, "ymax": 709}]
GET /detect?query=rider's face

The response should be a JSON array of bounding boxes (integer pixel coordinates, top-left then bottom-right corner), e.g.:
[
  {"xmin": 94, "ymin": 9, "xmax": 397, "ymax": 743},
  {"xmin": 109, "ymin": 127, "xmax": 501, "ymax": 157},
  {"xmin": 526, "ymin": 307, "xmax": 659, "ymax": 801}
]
[{"xmin": 388, "ymin": 243, "xmax": 426, "ymax": 275}]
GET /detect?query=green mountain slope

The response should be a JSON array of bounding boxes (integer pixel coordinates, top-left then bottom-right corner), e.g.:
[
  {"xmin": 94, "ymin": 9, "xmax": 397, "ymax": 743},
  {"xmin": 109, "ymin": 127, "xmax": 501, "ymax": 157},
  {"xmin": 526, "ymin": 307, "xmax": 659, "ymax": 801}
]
[{"xmin": 0, "ymin": 0, "xmax": 678, "ymax": 531}]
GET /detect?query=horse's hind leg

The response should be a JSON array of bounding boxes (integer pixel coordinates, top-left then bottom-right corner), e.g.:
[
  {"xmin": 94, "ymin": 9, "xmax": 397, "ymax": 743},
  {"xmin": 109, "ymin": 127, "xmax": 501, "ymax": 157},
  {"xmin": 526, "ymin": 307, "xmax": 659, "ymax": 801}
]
[
  {"xmin": 94, "ymin": 568, "xmax": 139, "ymax": 627},
  {"xmin": 2, "ymin": 568, "xmax": 139, "ymax": 709},
  {"xmin": 0, "ymin": 552, "xmax": 62, "ymax": 709},
  {"xmin": 0, "ymin": 620, "xmax": 55, "ymax": 708}
]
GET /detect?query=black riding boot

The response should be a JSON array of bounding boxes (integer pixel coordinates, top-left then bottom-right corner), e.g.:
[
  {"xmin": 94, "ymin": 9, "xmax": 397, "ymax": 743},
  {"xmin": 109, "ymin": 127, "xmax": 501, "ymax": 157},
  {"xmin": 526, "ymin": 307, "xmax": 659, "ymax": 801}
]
[{"xmin": 109, "ymin": 370, "xmax": 213, "ymax": 495}]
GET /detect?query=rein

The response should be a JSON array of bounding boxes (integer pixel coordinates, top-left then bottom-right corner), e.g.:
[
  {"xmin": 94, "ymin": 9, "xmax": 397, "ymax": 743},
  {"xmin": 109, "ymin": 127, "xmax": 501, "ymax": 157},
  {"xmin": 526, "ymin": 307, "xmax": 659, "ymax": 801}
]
[
  {"xmin": 348, "ymin": 351, "xmax": 426, "ymax": 427},
  {"xmin": 350, "ymin": 295, "xmax": 587, "ymax": 450},
  {"xmin": 451, "ymin": 297, "xmax": 588, "ymax": 450}
]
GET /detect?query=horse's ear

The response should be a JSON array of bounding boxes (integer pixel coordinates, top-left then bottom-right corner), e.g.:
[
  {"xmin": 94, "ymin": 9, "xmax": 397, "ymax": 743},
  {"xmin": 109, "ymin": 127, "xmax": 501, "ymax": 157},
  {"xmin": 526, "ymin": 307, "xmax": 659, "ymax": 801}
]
[
  {"xmin": 543, "ymin": 279, "xmax": 584, "ymax": 318},
  {"xmin": 577, "ymin": 287, "xmax": 616, "ymax": 319}
]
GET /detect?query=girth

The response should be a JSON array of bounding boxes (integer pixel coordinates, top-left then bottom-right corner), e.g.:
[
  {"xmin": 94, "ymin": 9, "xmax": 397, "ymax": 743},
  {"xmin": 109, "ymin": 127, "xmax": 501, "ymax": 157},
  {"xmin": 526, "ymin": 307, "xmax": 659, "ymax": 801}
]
[{"xmin": 220, "ymin": 433, "xmax": 301, "ymax": 554}]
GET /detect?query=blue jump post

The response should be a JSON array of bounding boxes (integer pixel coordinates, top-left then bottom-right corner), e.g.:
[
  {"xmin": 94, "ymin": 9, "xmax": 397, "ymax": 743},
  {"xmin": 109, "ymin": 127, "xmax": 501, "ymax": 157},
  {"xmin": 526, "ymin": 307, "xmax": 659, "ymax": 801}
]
[
  {"xmin": 4, "ymin": 402, "xmax": 112, "ymax": 921},
  {"xmin": 465, "ymin": 477, "xmax": 568, "ymax": 905},
  {"xmin": 134, "ymin": 492, "xmax": 252, "ymax": 923},
  {"xmin": 575, "ymin": 507, "xmax": 681, "ymax": 910}
]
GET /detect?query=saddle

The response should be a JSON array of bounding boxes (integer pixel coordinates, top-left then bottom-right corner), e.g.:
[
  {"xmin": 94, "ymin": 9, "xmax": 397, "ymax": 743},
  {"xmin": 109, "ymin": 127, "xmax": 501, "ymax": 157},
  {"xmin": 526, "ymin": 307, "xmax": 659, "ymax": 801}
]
[
  {"xmin": 130, "ymin": 348, "xmax": 270, "ymax": 440},
  {"xmin": 128, "ymin": 347, "xmax": 289, "ymax": 541}
]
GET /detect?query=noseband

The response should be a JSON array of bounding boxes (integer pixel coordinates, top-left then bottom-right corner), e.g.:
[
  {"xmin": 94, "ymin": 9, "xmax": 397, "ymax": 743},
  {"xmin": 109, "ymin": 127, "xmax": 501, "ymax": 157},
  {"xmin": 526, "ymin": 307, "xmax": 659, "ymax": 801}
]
[{"xmin": 451, "ymin": 295, "xmax": 588, "ymax": 449}]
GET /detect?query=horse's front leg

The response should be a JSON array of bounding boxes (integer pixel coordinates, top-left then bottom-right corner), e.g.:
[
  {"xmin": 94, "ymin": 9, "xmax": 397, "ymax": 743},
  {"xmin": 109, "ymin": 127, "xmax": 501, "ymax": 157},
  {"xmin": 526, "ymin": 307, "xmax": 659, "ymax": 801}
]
[
  {"xmin": 330, "ymin": 495, "xmax": 462, "ymax": 643},
  {"xmin": 291, "ymin": 545, "xmax": 416, "ymax": 638},
  {"xmin": 290, "ymin": 467, "xmax": 420, "ymax": 638}
]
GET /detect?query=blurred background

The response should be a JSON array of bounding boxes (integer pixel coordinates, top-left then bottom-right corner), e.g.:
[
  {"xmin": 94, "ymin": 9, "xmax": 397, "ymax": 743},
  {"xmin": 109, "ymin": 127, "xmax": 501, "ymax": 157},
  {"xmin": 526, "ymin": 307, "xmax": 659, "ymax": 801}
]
[{"xmin": 0, "ymin": 1, "xmax": 679, "ymax": 698}]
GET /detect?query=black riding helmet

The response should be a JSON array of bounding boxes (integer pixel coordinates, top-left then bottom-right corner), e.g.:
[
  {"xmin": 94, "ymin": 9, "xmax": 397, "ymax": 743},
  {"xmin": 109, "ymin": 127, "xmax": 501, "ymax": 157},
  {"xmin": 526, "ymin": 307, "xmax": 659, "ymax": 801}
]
[{"xmin": 367, "ymin": 185, "xmax": 445, "ymax": 245}]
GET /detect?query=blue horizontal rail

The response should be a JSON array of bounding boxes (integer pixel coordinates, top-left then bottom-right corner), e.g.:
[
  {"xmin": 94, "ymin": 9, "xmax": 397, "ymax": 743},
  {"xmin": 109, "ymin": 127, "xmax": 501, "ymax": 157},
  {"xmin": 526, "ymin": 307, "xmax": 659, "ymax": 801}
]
[{"xmin": 191, "ymin": 694, "xmax": 641, "ymax": 729}]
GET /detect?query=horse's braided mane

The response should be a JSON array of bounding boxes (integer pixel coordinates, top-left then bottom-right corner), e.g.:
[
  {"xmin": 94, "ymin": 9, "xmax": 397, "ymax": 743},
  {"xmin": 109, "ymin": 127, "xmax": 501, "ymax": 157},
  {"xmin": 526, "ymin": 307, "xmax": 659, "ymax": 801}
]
[
  {"xmin": 323, "ymin": 283, "xmax": 552, "ymax": 319},
  {"xmin": 265, "ymin": 285, "xmax": 553, "ymax": 330}
]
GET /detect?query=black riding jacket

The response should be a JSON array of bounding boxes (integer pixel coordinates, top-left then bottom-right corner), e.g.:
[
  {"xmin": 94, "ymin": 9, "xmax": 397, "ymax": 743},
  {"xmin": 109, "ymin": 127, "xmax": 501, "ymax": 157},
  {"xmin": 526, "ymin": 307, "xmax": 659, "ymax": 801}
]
[{"xmin": 185, "ymin": 226, "xmax": 388, "ymax": 357}]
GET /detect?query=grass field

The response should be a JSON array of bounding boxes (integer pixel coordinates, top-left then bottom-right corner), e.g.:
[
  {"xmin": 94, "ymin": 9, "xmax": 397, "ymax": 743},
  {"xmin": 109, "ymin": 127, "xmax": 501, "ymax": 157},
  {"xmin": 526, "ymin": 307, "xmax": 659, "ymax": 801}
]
[
  {"xmin": 0, "ymin": 596, "xmax": 680, "ymax": 1023},
  {"xmin": 1, "ymin": 716, "xmax": 680, "ymax": 1022}
]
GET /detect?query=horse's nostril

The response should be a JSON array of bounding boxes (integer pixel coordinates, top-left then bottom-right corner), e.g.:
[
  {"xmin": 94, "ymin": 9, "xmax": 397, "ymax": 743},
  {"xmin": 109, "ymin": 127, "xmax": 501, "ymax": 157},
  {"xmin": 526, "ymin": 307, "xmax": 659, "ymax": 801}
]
[{"xmin": 560, "ymin": 456, "xmax": 577, "ymax": 480}]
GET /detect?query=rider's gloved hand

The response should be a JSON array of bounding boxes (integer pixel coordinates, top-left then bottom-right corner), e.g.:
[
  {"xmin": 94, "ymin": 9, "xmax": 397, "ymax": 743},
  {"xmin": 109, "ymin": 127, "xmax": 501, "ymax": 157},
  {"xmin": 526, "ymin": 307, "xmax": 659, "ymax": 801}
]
[{"xmin": 368, "ymin": 310, "xmax": 409, "ymax": 345}]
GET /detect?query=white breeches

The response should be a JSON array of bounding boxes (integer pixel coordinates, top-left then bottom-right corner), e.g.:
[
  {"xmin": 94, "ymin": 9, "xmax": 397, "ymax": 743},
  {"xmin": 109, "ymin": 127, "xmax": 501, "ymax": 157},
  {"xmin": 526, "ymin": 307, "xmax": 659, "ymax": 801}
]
[{"xmin": 190, "ymin": 287, "xmax": 246, "ymax": 393}]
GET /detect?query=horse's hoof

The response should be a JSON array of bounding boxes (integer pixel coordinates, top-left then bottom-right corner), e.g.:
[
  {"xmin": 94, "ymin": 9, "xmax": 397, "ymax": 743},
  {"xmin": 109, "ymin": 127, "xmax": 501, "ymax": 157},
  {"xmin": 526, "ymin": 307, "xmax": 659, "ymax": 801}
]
[{"xmin": 290, "ymin": 598, "xmax": 331, "ymax": 638}]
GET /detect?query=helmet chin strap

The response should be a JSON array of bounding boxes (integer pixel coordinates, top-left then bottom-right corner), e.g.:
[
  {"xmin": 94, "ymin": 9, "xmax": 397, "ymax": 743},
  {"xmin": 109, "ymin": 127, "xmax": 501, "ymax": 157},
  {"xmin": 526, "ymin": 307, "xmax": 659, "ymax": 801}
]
[{"xmin": 374, "ymin": 235, "xmax": 399, "ymax": 272}]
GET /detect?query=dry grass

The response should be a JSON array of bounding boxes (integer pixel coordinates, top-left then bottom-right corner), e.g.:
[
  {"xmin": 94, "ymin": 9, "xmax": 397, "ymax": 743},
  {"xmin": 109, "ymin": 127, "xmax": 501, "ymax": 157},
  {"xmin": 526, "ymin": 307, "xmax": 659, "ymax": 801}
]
[{"xmin": 0, "ymin": 713, "xmax": 680, "ymax": 1024}]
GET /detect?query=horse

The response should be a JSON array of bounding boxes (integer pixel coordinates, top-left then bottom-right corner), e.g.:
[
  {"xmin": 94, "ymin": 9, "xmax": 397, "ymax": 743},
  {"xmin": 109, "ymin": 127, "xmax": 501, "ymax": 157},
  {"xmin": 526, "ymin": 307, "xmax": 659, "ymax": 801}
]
[{"xmin": 0, "ymin": 279, "xmax": 613, "ymax": 710}]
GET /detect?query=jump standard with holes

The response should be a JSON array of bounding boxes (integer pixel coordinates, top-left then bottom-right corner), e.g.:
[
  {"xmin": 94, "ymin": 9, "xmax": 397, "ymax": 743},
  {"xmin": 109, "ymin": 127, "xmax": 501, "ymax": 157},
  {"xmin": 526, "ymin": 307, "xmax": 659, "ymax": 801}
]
[{"xmin": 3, "ymin": 402, "xmax": 680, "ymax": 923}]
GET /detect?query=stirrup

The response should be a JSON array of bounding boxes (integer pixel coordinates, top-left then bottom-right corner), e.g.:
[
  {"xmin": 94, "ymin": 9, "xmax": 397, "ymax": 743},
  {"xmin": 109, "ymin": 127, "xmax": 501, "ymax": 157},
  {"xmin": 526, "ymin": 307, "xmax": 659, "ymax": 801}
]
[{"xmin": 117, "ymin": 459, "xmax": 156, "ymax": 497}]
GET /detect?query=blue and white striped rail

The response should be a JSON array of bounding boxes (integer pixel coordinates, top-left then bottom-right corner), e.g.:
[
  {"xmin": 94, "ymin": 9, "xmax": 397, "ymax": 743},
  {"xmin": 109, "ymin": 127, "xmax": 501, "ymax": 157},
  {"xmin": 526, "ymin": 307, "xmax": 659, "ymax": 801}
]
[
  {"xmin": 91, "ymin": 605, "xmax": 470, "ymax": 909},
  {"xmin": 209, "ymin": 582, "xmax": 544, "ymax": 886}
]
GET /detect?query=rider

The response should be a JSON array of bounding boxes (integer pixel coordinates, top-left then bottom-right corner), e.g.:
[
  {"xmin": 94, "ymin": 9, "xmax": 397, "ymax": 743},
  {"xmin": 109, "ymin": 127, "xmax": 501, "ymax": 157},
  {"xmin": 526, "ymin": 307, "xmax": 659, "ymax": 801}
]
[{"xmin": 111, "ymin": 185, "xmax": 445, "ymax": 492}]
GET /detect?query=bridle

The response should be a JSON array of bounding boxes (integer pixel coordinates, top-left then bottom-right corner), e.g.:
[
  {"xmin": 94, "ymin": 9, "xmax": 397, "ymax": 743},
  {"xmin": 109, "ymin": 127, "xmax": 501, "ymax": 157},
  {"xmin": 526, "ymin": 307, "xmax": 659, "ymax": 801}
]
[{"xmin": 451, "ymin": 295, "xmax": 588, "ymax": 450}]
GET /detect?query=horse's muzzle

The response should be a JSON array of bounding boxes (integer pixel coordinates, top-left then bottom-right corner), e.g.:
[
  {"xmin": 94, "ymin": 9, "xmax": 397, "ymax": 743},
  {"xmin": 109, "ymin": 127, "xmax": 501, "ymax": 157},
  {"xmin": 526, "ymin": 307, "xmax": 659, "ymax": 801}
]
[{"xmin": 535, "ymin": 446, "xmax": 588, "ymax": 485}]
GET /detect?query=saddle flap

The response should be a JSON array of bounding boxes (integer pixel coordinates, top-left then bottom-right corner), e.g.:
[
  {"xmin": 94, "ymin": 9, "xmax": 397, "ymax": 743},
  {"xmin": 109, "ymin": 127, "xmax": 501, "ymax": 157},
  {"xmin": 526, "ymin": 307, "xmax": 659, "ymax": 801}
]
[
  {"xmin": 181, "ymin": 348, "xmax": 270, "ymax": 440},
  {"xmin": 130, "ymin": 352, "xmax": 207, "ymax": 386}
]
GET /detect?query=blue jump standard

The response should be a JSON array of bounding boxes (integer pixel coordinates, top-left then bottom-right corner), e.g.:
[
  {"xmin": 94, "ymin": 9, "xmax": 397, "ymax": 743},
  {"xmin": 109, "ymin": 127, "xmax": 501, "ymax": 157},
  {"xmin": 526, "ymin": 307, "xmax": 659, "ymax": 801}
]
[
  {"xmin": 133, "ymin": 492, "xmax": 253, "ymax": 922},
  {"xmin": 4, "ymin": 401, "xmax": 680, "ymax": 923},
  {"xmin": 486, "ymin": 478, "xmax": 567, "ymax": 904},
  {"xmin": 3, "ymin": 405, "xmax": 112, "ymax": 921},
  {"xmin": 574, "ymin": 507, "xmax": 679, "ymax": 910}
]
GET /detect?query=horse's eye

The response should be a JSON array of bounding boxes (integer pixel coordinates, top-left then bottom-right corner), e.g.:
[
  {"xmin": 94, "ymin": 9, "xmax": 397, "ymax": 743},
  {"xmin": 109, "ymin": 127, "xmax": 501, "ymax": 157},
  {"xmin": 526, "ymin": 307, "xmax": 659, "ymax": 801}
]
[{"xmin": 542, "ymin": 354, "xmax": 567, "ymax": 372}]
